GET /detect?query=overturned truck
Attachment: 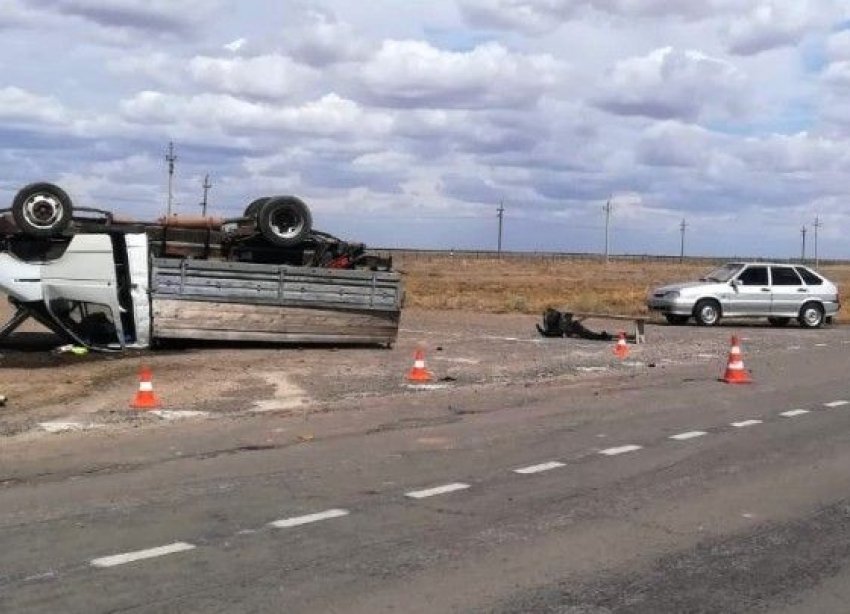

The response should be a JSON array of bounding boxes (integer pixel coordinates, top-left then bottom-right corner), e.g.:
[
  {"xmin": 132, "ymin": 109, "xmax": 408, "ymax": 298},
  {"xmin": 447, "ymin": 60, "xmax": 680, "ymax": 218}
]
[{"xmin": 0, "ymin": 183, "xmax": 403, "ymax": 351}]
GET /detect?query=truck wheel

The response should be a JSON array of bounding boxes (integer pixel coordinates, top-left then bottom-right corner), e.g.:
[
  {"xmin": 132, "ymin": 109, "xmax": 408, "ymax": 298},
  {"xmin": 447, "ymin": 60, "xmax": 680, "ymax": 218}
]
[
  {"xmin": 257, "ymin": 196, "xmax": 312, "ymax": 247},
  {"xmin": 693, "ymin": 299, "xmax": 721, "ymax": 327},
  {"xmin": 12, "ymin": 182, "xmax": 74, "ymax": 237},
  {"xmin": 243, "ymin": 197, "xmax": 269, "ymax": 219}
]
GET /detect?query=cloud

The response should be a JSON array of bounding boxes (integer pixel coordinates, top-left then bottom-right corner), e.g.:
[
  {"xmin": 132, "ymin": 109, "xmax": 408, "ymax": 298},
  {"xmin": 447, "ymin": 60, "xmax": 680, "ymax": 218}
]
[
  {"xmin": 0, "ymin": 87, "xmax": 66, "ymax": 124},
  {"xmin": 29, "ymin": 0, "xmax": 213, "ymax": 34},
  {"xmin": 596, "ymin": 47, "xmax": 746, "ymax": 121},
  {"xmin": 725, "ymin": 1, "xmax": 825, "ymax": 56},
  {"xmin": 358, "ymin": 40, "xmax": 560, "ymax": 109},
  {"xmin": 187, "ymin": 55, "xmax": 316, "ymax": 101},
  {"xmin": 283, "ymin": 10, "xmax": 370, "ymax": 67}
]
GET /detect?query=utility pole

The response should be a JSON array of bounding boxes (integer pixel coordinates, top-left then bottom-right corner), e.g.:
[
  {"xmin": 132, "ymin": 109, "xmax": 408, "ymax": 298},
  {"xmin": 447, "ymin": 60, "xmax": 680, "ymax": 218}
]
[
  {"xmin": 800, "ymin": 226, "xmax": 807, "ymax": 263},
  {"xmin": 496, "ymin": 201, "xmax": 505, "ymax": 256},
  {"xmin": 679, "ymin": 218, "xmax": 688, "ymax": 262},
  {"xmin": 165, "ymin": 141, "xmax": 177, "ymax": 218},
  {"xmin": 201, "ymin": 174, "xmax": 212, "ymax": 217},
  {"xmin": 603, "ymin": 200, "xmax": 612, "ymax": 264},
  {"xmin": 813, "ymin": 216, "xmax": 822, "ymax": 268}
]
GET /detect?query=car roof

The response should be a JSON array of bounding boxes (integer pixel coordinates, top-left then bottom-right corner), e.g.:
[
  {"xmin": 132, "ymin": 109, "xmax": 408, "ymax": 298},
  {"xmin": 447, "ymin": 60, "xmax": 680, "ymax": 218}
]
[{"xmin": 728, "ymin": 262, "xmax": 816, "ymax": 268}]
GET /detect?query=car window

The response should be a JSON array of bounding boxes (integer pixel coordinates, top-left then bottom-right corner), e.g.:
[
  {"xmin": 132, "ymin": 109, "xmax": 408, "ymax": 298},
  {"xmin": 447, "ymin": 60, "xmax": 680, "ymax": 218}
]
[
  {"xmin": 771, "ymin": 266, "xmax": 803, "ymax": 286},
  {"xmin": 704, "ymin": 263, "xmax": 742, "ymax": 282},
  {"xmin": 795, "ymin": 267, "xmax": 824, "ymax": 286},
  {"xmin": 738, "ymin": 266, "xmax": 768, "ymax": 286}
]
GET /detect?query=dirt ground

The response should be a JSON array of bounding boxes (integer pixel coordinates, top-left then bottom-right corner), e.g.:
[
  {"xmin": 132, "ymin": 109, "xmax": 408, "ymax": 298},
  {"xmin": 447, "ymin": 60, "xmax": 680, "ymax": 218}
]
[{"xmin": 0, "ymin": 296, "xmax": 844, "ymax": 439}]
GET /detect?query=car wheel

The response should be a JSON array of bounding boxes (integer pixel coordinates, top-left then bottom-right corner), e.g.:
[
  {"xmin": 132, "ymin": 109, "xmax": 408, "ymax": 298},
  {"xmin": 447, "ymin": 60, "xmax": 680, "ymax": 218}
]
[
  {"xmin": 694, "ymin": 299, "xmax": 721, "ymax": 327},
  {"xmin": 798, "ymin": 302, "xmax": 825, "ymax": 329},
  {"xmin": 11, "ymin": 182, "xmax": 74, "ymax": 237},
  {"xmin": 768, "ymin": 317, "xmax": 790, "ymax": 327},
  {"xmin": 665, "ymin": 314, "xmax": 689, "ymax": 325},
  {"xmin": 243, "ymin": 197, "xmax": 270, "ymax": 219},
  {"xmin": 257, "ymin": 195, "xmax": 313, "ymax": 247}
]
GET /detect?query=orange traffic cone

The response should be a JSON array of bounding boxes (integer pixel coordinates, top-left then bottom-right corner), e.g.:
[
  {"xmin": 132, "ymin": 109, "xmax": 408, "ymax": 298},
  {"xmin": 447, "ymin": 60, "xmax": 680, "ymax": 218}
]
[
  {"xmin": 408, "ymin": 349, "xmax": 432, "ymax": 383},
  {"xmin": 130, "ymin": 366, "xmax": 162, "ymax": 409},
  {"xmin": 613, "ymin": 331, "xmax": 629, "ymax": 358},
  {"xmin": 722, "ymin": 336, "xmax": 752, "ymax": 384}
]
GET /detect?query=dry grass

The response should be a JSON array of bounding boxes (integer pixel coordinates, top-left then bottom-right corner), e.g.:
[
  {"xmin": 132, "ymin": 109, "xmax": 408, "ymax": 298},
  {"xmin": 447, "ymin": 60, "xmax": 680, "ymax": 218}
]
[{"xmin": 397, "ymin": 254, "xmax": 850, "ymax": 322}]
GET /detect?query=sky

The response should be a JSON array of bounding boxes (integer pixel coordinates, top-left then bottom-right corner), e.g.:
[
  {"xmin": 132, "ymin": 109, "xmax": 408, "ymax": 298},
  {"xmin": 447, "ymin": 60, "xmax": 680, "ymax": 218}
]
[{"xmin": 2, "ymin": 0, "xmax": 850, "ymax": 258}]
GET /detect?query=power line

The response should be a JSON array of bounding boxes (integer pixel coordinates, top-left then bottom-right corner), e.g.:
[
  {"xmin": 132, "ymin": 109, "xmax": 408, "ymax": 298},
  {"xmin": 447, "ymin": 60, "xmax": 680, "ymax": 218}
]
[
  {"xmin": 165, "ymin": 141, "xmax": 177, "ymax": 218},
  {"xmin": 201, "ymin": 174, "xmax": 212, "ymax": 217}
]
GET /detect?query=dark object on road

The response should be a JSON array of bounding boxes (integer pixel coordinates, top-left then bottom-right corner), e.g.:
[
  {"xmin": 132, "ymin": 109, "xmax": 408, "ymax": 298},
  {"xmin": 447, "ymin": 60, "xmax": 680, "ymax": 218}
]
[{"xmin": 537, "ymin": 308, "xmax": 613, "ymax": 341}]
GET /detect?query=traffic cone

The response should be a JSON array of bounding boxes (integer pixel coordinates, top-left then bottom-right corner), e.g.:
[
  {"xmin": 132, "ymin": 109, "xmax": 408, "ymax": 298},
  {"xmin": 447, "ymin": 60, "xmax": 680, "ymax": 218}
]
[
  {"xmin": 408, "ymin": 349, "xmax": 432, "ymax": 383},
  {"xmin": 613, "ymin": 332, "xmax": 629, "ymax": 358},
  {"xmin": 722, "ymin": 336, "xmax": 752, "ymax": 384},
  {"xmin": 130, "ymin": 366, "xmax": 162, "ymax": 409}
]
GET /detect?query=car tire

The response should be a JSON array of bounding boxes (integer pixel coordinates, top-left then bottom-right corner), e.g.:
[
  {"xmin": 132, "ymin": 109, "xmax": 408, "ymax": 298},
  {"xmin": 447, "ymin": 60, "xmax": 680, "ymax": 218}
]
[
  {"xmin": 243, "ymin": 197, "xmax": 270, "ymax": 219},
  {"xmin": 11, "ymin": 182, "xmax": 74, "ymax": 237},
  {"xmin": 665, "ymin": 314, "xmax": 689, "ymax": 325},
  {"xmin": 693, "ymin": 299, "xmax": 721, "ymax": 327},
  {"xmin": 798, "ymin": 302, "xmax": 825, "ymax": 329},
  {"xmin": 257, "ymin": 195, "xmax": 313, "ymax": 247}
]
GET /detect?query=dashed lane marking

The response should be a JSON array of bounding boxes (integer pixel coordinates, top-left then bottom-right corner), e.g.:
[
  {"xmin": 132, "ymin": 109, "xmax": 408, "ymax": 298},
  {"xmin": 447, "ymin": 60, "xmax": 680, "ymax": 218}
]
[
  {"xmin": 669, "ymin": 431, "xmax": 707, "ymax": 441},
  {"xmin": 824, "ymin": 400, "xmax": 850, "ymax": 408},
  {"xmin": 599, "ymin": 445, "xmax": 643, "ymax": 456},
  {"xmin": 731, "ymin": 420, "xmax": 763, "ymax": 428},
  {"xmin": 815, "ymin": 343, "xmax": 829, "ymax": 348},
  {"xmin": 406, "ymin": 483, "xmax": 470, "ymax": 499},
  {"xmin": 514, "ymin": 461, "xmax": 565, "ymax": 475},
  {"xmin": 91, "ymin": 542, "xmax": 196, "ymax": 568},
  {"xmin": 780, "ymin": 409, "xmax": 810, "ymax": 418},
  {"xmin": 270, "ymin": 509, "xmax": 349, "ymax": 529}
]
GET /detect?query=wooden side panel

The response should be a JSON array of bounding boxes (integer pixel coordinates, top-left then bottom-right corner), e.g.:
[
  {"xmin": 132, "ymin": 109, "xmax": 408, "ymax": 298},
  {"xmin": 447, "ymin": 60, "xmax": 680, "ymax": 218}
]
[{"xmin": 152, "ymin": 299, "xmax": 400, "ymax": 345}]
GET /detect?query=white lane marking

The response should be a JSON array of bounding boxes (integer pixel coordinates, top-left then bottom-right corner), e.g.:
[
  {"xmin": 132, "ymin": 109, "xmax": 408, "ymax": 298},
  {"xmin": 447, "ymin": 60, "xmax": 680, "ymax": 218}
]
[
  {"xmin": 781, "ymin": 409, "xmax": 809, "ymax": 418},
  {"xmin": 514, "ymin": 461, "xmax": 565, "ymax": 475},
  {"xmin": 406, "ymin": 483, "xmax": 470, "ymax": 499},
  {"xmin": 824, "ymin": 400, "xmax": 850, "ymax": 408},
  {"xmin": 270, "ymin": 509, "xmax": 349, "ymax": 528},
  {"xmin": 669, "ymin": 431, "xmax": 707, "ymax": 441},
  {"xmin": 815, "ymin": 343, "xmax": 828, "ymax": 347},
  {"xmin": 405, "ymin": 384, "xmax": 451, "ymax": 391},
  {"xmin": 731, "ymin": 420, "xmax": 763, "ymax": 428},
  {"xmin": 91, "ymin": 542, "xmax": 195, "ymax": 568},
  {"xmin": 600, "ymin": 445, "xmax": 643, "ymax": 456}
]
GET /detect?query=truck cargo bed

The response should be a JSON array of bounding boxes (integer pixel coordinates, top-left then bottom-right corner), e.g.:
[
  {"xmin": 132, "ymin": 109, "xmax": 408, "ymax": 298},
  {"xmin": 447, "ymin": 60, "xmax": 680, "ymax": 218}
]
[{"xmin": 150, "ymin": 259, "xmax": 403, "ymax": 346}]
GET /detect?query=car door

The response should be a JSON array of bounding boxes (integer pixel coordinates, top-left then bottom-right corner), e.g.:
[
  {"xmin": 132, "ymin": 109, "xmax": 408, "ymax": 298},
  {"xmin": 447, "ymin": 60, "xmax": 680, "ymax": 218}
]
[
  {"xmin": 730, "ymin": 265, "xmax": 771, "ymax": 315},
  {"xmin": 770, "ymin": 266, "xmax": 806, "ymax": 315}
]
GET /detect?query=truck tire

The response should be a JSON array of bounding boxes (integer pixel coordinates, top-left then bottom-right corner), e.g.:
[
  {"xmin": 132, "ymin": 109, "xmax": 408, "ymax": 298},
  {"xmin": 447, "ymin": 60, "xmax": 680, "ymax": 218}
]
[
  {"xmin": 12, "ymin": 182, "xmax": 74, "ymax": 237},
  {"xmin": 243, "ymin": 197, "xmax": 270, "ymax": 219},
  {"xmin": 257, "ymin": 196, "xmax": 312, "ymax": 247}
]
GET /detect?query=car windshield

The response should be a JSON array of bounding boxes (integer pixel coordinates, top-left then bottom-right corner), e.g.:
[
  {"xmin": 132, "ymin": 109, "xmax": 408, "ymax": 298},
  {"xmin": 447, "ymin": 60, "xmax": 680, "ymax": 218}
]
[{"xmin": 703, "ymin": 264, "xmax": 742, "ymax": 283}]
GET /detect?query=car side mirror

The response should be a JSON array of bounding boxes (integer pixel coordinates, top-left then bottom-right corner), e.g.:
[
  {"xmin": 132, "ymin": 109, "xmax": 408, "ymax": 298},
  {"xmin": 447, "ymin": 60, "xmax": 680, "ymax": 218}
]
[{"xmin": 730, "ymin": 279, "xmax": 741, "ymax": 287}]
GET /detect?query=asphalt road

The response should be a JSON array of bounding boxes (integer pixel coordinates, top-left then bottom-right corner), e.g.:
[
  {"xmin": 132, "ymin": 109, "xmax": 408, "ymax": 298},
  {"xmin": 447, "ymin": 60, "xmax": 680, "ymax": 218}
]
[{"xmin": 3, "ymin": 335, "xmax": 850, "ymax": 613}]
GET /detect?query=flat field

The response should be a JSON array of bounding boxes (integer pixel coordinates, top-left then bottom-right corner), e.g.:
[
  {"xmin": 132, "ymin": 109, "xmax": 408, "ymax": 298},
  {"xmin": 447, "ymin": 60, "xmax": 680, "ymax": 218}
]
[{"xmin": 397, "ymin": 254, "xmax": 850, "ymax": 321}]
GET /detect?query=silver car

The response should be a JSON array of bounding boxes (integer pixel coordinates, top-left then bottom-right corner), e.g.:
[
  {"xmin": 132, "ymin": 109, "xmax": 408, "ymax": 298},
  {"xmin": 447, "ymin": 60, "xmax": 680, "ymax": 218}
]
[{"xmin": 647, "ymin": 262, "xmax": 841, "ymax": 328}]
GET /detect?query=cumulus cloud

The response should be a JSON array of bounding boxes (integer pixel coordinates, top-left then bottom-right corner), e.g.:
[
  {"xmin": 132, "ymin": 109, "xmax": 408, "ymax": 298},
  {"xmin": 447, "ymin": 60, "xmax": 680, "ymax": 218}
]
[
  {"xmin": 0, "ymin": 87, "xmax": 66, "ymax": 124},
  {"xmin": 120, "ymin": 91, "xmax": 394, "ymax": 137},
  {"xmin": 596, "ymin": 47, "xmax": 746, "ymax": 121},
  {"xmin": 725, "ymin": 1, "xmax": 825, "ymax": 56},
  {"xmin": 283, "ymin": 10, "xmax": 370, "ymax": 67},
  {"xmin": 187, "ymin": 55, "xmax": 316, "ymax": 101},
  {"xmin": 358, "ymin": 40, "xmax": 560, "ymax": 109}
]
